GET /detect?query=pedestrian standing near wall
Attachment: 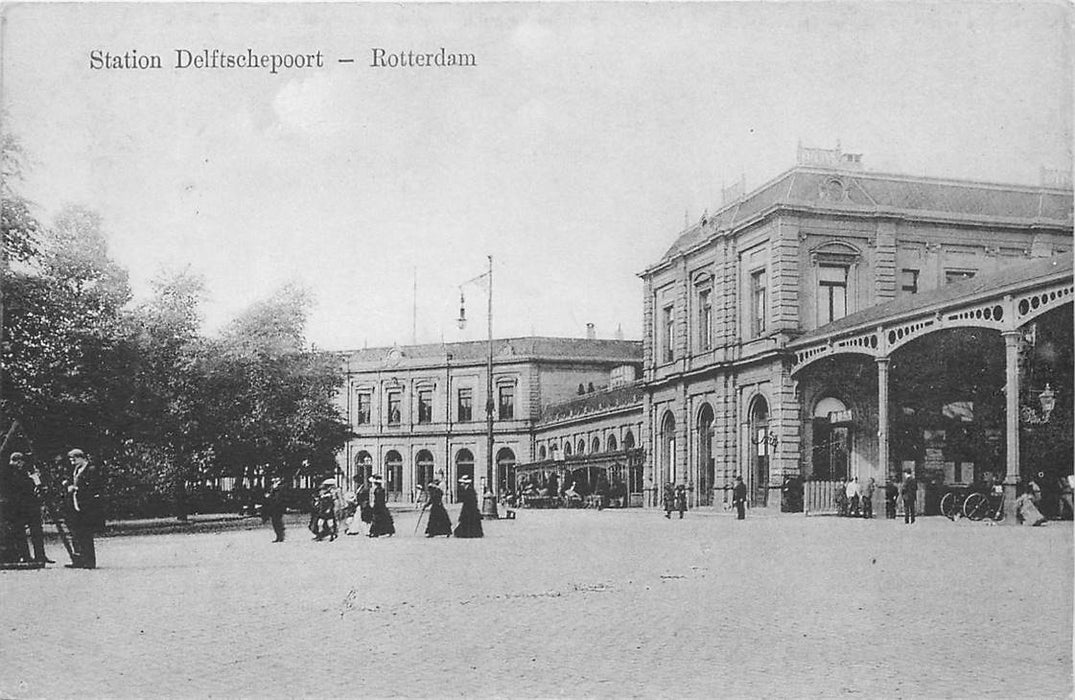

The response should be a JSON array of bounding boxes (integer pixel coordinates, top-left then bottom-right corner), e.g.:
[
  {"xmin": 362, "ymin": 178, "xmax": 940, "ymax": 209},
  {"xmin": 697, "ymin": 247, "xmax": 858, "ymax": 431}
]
[
  {"xmin": 862, "ymin": 477, "xmax": 876, "ymax": 519},
  {"xmin": 900, "ymin": 469, "xmax": 918, "ymax": 525},
  {"xmin": 264, "ymin": 477, "xmax": 286, "ymax": 543},
  {"xmin": 673, "ymin": 483, "xmax": 688, "ymax": 519},
  {"xmin": 64, "ymin": 449, "xmax": 102, "ymax": 569},
  {"xmin": 662, "ymin": 482, "xmax": 674, "ymax": 519},
  {"xmin": 732, "ymin": 475, "xmax": 747, "ymax": 520},
  {"xmin": 884, "ymin": 479, "xmax": 899, "ymax": 519}
]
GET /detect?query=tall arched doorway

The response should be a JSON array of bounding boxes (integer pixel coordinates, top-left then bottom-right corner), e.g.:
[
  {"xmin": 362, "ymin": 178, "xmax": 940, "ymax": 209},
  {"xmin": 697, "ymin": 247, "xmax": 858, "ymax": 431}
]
[
  {"xmin": 749, "ymin": 396, "xmax": 771, "ymax": 507},
  {"xmin": 384, "ymin": 450, "xmax": 403, "ymax": 502},
  {"xmin": 697, "ymin": 403, "xmax": 715, "ymax": 506},
  {"xmin": 812, "ymin": 396, "xmax": 850, "ymax": 483},
  {"xmin": 415, "ymin": 450, "xmax": 435, "ymax": 492},
  {"xmin": 455, "ymin": 448, "xmax": 475, "ymax": 500},
  {"xmin": 496, "ymin": 447, "xmax": 516, "ymax": 498},
  {"xmin": 354, "ymin": 451, "xmax": 373, "ymax": 489},
  {"xmin": 659, "ymin": 411, "xmax": 676, "ymax": 486}
]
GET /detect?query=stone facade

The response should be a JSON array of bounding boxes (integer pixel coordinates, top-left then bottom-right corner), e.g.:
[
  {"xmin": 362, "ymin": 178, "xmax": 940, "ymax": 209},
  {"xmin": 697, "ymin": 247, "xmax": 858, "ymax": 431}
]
[
  {"xmin": 334, "ymin": 337, "xmax": 642, "ymax": 502},
  {"xmin": 639, "ymin": 163, "xmax": 1073, "ymax": 507}
]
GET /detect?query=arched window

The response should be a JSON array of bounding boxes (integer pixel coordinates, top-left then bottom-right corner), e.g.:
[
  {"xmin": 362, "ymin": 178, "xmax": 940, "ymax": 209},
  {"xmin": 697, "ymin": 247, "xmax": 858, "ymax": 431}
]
[
  {"xmin": 415, "ymin": 450, "xmax": 435, "ymax": 489},
  {"xmin": 564, "ymin": 441, "xmax": 573, "ymax": 457},
  {"xmin": 355, "ymin": 451, "xmax": 373, "ymax": 487},
  {"xmin": 577, "ymin": 438, "xmax": 585, "ymax": 455},
  {"xmin": 623, "ymin": 430, "xmax": 635, "ymax": 450},
  {"xmin": 660, "ymin": 411, "xmax": 676, "ymax": 484},
  {"xmin": 592, "ymin": 436, "xmax": 601, "ymax": 453},
  {"xmin": 748, "ymin": 396, "xmax": 771, "ymax": 507},
  {"xmin": 385, "ymin": 450, "xmax": 403, "ymax": 495},
  {"xmin": 538, "ymin": 445, "xmax": 547, "ymax": 461},
  {"xmin": 455, "ymin": 448, "xmax": 475, "ymax": 499},
  {"xmin": 496, "ymin": 448, "xmax": 516, "ymax": 496},
  {"xmin": 697, "ymin": 404, "xmax": 715, "ymax": 506},
  {"xmin": 607, "ymin": 434, "xmax": 618, "ymax": 452}
]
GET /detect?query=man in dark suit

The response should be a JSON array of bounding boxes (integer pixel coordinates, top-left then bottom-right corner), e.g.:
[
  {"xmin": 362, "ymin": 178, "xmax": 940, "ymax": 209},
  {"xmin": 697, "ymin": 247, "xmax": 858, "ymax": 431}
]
[
  {"xmin": 900, "ymin": 468, "xmax": 918, "ymax": 525},
  {"xmin": 65, "ymin": 449, "xmax": 103, "ymax": 568},
  {"xmin": 732, "ymin": 474, "xmax": 747, "ymax": 520},
  {"xmin": 10, "ymin": 453, "xmax": 53, "ymax": 565}
]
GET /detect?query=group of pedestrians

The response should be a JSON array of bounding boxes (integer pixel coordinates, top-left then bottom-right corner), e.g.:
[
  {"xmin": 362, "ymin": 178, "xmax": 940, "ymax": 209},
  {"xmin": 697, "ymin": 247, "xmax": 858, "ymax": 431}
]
[
  {"xmin": 263, "ymin": 473, "xmax": 485, "ymax": 543},
  {"xmin": 834, "ymin": 476, "xmax": 877, "ymax": 518},
  {"xmin": 0, "ymin": 448, "xmax": 101, "ymax": 569},
  {"xmin": 660, "ymin": 474, "xmax": 749, "ymax": 520}
]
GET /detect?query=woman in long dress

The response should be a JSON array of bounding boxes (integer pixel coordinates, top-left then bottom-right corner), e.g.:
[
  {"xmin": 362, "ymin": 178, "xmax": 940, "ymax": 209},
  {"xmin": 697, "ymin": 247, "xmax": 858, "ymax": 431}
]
[
  {"xmin": 368, "ymin": 475, "xmax": 396, "ymax": 537},
  {"xmin": 423, "ymin": 480, "xmax": 453, "ymax": 537},
  {"xmin": 453, "ymin": 475, "xmax": 483, "ymax": 538}
]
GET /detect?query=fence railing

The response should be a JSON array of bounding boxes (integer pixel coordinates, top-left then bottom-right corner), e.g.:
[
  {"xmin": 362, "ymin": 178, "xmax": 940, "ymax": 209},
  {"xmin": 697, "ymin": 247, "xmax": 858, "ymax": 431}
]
[{"xmin": 803, "ymin": 480, "xmax": 841, "ymax": 516}]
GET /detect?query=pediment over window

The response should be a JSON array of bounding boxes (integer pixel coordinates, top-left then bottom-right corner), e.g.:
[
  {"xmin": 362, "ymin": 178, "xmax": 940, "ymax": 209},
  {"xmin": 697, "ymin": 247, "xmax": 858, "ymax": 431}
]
[{"xmin": 809, "ymin": 240, "xmax": 862, "ymax": 266}]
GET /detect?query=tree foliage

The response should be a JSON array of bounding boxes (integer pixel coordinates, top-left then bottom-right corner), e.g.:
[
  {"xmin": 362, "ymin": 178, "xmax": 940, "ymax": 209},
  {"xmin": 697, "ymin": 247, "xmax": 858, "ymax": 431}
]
[{"xmin": 2, "ymin": 140, "xmax": 351, "ymax": 518}]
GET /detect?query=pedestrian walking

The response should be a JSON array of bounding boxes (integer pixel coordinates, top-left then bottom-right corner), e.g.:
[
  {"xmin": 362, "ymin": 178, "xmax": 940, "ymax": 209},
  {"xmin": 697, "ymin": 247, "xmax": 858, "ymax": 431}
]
[
  {"xmin": 452, "ymin": 475, "xmax": 483, "ymax": 538},
  {"xmin": 900, "ymin": 469, "xmax": 918, "ymax": 525},
  {"xmin": 367, "ymin": 475, "xmax": 395, "ymax": 538},
  {"xmin": 64, "ymin": 449, "xmax": 103, "ymax": 569},
  {"xmin": 263, "ymin": 477, "xmax": 287, "ymax": 542},
  {"xmin": 18, "ymin": 455, "xmax": 53, "ymax": 564},
  {"xmin": 422, "ymin": 479, "xmax": 453, "ymax": 537},
  {"xmin": 662, "ymin": 482, "xmax": 675, "ymax": 519},
  {"xmin": 311, "ymin": 479, "xmax": 338, "ymax": 541},
  {"xmin": 349, "ymin": 478, "xmax": 372, "ymax": 535},
  {"xmin": 732, "ymin": 474, "xmax": 747, "ymax": 520},
  {"xmin": 673, "ymin": 483, "xmax": 688, "ymax": 519},
  {"xmin": 1, "ymin": 452, "xmax": 36, "ymax": 564},
  {"xmin": 862, "ymin": 477, "xmax": 876, "ymax": 519}
]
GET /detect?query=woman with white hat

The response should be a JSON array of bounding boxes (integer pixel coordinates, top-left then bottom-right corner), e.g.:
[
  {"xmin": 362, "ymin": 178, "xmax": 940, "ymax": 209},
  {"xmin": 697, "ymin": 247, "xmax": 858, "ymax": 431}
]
[
  {"xmin": 367, "ymin": 475, "xmax": 395, "ymax": 538},
  {"xmin": 452, "ymin": 474, "xmax": 483, "ymax": 538}
]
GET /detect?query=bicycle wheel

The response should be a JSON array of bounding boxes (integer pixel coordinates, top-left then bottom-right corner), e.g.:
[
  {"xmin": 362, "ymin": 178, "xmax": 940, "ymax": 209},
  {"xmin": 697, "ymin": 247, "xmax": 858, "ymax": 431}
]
[
  {"xmin": 963, "ymin": 492, "xmax": 990, "ymax": 521},
  {"xmin": 940, "ymin": 492, "xmax": 960, "ymax": 521}
]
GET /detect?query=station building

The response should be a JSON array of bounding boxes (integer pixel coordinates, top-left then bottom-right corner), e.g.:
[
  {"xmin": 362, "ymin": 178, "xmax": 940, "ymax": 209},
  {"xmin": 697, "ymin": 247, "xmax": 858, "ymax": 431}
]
[
  {"xmin": 639, "ymin": 147, "xmax": 1073, "ymax": 510},
  {"xmin": 333, "ymin": 337, "xmax": 641, "ymax": 502}
]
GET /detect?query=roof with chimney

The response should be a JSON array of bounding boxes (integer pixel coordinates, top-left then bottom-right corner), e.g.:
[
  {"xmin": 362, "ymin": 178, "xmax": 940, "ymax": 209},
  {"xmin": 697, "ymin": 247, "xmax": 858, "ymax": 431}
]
[
  {"xmin": 541, "ymin": 382, "xmax": 645, "ymax": 423},
  {"xmin": 336, "ymin": 336, "xmax": 643, "ymax": 369},
  {"xmin": 649, "ymin": 166, "xmax": 1074, "ymax": 272}
]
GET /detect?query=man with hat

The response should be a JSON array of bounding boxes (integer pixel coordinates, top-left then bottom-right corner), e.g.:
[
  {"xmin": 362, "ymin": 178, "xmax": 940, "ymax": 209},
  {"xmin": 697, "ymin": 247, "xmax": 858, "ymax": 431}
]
[
  {"xmin": 452, "ymin": 474, "xmax": 483, "ymax": 538},
  {"xmin": 732, "ymin": 474, "xmax": 747, "ymax": 520},
  {"xmin": 312, "ymin": 478, "xmax": 338, "ymax": 541},
  {"xmin": 65, "ymin": 449, "xmax": 103, "ymax": 568},
  {"xmin": 10, "ymin": 453, "xmax": 53, "ymax": 565},
  {"xmin": 367, "ymin": 475, "xmax": 395, "ymax": 537},
  {"xmin": 263, "ymin": 477, "xmax": 287, "ymax": 542}
]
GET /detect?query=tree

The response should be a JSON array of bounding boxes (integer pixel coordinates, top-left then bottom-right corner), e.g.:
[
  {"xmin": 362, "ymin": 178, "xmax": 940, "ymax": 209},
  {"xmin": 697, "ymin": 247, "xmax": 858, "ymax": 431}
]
[{"xmin": 202, "ymin": 284, "xmax": 351, "ymax": 487}]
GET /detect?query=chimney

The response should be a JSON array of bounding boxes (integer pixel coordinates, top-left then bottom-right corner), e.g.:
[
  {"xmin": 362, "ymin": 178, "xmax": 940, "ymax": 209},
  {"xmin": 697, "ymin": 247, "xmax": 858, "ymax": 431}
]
[
  {"xmin": 585, "ymin": 323, "xmax": 596, "ymax": 340},
  {"xmin": 614, "ymin": 324, "xmax": 624, "ymax": 340}
]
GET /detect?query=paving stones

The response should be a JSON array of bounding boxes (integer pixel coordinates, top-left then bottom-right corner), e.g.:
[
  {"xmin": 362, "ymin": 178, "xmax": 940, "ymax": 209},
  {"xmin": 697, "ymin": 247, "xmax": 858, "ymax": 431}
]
[{"xmin": 0, "ymin": 510, "xmax": 1070, "ymax": 698}]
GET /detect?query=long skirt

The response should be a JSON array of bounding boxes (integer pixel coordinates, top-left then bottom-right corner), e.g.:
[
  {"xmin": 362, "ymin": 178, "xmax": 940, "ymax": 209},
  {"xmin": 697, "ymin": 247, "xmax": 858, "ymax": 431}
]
[
  {"xmin": 453, "ymin": 503, "xmax": 484, "ymax": 538},
  {"xmin": 368, "ymin": 505, "xmax": 395, "ymax": 537},
  {"xmin": 425, "ymin": 503, "xmax": 453, "ymax": 536}
]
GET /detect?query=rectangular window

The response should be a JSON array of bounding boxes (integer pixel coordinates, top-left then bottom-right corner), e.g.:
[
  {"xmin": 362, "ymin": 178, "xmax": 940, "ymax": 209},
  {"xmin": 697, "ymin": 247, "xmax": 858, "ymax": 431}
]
[
  {"xmin": 457, "ymin": 388, "xmax": 473, "ymax": 422},
  {"xmin": 697, "ymin": 289, "xmax": 712, "ymax": 352},
  {"xmin": 945, "ymin": 269, "xmax": 976, "ymax": 284},
  {"xmin": 751, "ymin": 270, "xmax": 767, "ymax": 337},
  {"xmin": 417, "ymin": 389, "xmax": 433, "ymax": 424},
  {"xmin": 818, "ymin": 265, "xmax": 848, "ymax": 325},
  {"xmin": 498, "ymin": 385, "xmax": 515, "ymax": 420},
  {"xmin": 900, "ymin": 268, "xmax": 919, "ymax": 294},
  {"xmin": 387, "ymin": 392, "xmax": 401, "ymax": 425},
  {"xmin": 661, "ymin": 306, "xmax": 674, "ymax": 363},
  {"xmin": 355, "ymin": 393, "xmax": 371, "ymax": 425}
]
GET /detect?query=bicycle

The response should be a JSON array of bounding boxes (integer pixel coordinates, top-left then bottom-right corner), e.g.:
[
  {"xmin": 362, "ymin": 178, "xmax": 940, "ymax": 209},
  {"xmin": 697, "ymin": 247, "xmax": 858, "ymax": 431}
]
[
  {"xmin": 963, "ymin": 488, "xmax": 1005, "ymax": 522},
  {"xmin": 939, "ymin": 489, "xmax": 970, "ymax": 521}
]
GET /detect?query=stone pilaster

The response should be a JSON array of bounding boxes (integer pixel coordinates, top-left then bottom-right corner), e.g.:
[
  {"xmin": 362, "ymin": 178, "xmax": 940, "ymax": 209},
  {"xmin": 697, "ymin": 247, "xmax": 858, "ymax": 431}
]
[{"xmin": 875, "ymin": 221, "xmax": 897, "ymax": 303}]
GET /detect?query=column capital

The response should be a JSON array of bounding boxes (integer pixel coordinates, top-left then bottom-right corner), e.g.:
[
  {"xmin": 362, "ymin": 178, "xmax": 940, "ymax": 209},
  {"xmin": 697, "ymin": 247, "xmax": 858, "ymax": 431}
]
[{"xmin": 875, "ymin": 355, "xmax": 891, "ymax": 366}]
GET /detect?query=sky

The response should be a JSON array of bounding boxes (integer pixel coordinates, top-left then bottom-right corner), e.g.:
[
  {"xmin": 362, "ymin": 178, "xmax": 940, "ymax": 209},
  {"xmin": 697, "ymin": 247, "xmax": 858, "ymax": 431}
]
[{"xmin": 2, "ymin": 2, "xmax": 1071, "ymax": 351}]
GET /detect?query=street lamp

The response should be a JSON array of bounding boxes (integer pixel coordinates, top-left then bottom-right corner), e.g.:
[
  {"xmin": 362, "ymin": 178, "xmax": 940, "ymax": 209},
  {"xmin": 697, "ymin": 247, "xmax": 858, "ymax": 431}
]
[{"xmin": 456, "ymin": 255, "xmax": 499, "ymax": 519}]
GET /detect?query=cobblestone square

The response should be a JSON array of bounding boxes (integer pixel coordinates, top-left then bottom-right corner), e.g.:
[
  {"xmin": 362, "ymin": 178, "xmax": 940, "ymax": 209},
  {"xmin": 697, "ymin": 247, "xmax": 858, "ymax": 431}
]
[{"xmin": 1, "ymin": 509, "xmax": 1071, "ymax": 698}]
